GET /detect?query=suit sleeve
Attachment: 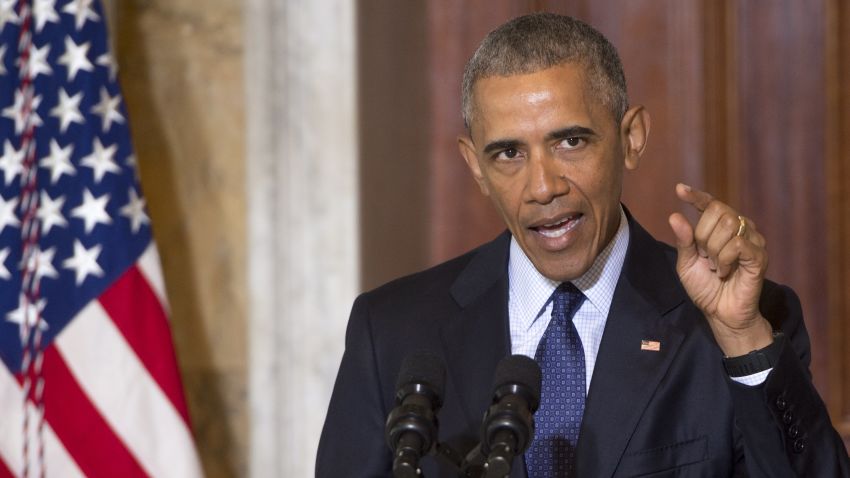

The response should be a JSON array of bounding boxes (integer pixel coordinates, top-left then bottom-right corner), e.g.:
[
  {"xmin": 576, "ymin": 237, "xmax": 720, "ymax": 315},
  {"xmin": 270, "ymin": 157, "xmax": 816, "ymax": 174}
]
[
  {"xmin": 316, "ymin": 294, "xmax": 393, "ymax": 477},
  {"xmin": 727, "ymin": 285, "xmax": 850, "ymax": 477}
]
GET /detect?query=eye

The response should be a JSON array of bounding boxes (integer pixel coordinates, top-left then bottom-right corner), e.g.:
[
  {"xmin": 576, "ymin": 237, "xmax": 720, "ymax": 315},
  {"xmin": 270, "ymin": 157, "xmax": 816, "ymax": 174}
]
[
  {"xmin": 495, "ymin": 148, "xmax": 522, "ymax": 161},
  {"xmin": 557, "ymin": 137, "xmax": 585, "ymax": 150}
]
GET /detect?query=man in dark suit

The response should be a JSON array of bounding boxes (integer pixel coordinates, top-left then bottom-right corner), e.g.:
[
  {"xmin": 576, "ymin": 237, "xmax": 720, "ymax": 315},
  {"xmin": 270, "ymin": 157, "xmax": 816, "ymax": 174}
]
[{"xmin": 317, "ymin": 13, "xmax": 850, "ymax": 477}]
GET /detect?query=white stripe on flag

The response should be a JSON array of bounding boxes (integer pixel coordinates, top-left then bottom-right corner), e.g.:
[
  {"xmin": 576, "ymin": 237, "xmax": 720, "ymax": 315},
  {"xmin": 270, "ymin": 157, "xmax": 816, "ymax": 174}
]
[
  {"xmin": 0, "ymin": 364, "xmax": 85, "ymax": 478},
  {"xmin": 56, "ymin": 301, "xmax": 202, "ymax": 478},
  {"xmin": 137, "ymin": 245, "xmax": 170, "ymax": 314}
]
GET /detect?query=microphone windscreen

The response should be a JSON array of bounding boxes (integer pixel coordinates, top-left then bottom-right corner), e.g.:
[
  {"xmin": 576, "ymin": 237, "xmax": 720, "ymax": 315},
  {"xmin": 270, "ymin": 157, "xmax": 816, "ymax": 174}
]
[
  {"xmin": 493, "ymin": 354, "xmax": 542, "ymax": 400},
  {"xmin": 396, "ymin": 350, "xmax": 446, "ymax": 398}
]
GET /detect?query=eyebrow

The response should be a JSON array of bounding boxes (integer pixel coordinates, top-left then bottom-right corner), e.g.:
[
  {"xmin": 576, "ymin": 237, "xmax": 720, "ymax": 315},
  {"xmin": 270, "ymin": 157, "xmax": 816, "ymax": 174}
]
[
  {"xmin": 482, "ymin": 139, "xmax": 523, "ymax": 155},
  {"xmin": 545, "ymin": 126, "xmax": 597, "ymax": 141}
]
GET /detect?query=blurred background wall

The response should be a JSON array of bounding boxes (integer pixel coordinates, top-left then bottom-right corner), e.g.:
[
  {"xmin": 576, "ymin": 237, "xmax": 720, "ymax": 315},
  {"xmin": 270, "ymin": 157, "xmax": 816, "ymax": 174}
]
[
  {"xmin": 112, "ymin": 0, "xmax": 247, "ymax": 476},
  {"xmin": 112, "ymin": 0, "xmax": 849, "ymax": 476}
]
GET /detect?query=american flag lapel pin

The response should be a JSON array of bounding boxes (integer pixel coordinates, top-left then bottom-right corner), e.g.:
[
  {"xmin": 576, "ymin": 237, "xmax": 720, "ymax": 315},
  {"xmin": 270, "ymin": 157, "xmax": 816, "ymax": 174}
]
[{"xmin": 641, "ymin": 340, "xmax": 661, "ymax": 352}]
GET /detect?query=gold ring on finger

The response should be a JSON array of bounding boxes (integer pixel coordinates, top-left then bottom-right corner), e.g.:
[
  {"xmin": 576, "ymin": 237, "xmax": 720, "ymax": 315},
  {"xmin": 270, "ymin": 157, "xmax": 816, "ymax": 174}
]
[{"xmin": 736, "ymin": 215, "xmax": 747, "ymax": 237}]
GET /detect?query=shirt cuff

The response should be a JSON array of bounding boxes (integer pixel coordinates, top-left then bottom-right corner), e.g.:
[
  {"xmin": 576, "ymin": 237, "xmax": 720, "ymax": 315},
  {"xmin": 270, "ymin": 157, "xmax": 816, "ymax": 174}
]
[{"xmin": 730, "ymin": 368, "xmax": 772, "ymax": 386}]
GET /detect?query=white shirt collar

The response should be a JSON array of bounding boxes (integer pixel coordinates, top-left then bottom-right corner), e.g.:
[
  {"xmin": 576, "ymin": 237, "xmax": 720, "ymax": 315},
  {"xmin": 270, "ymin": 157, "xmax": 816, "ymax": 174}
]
[{"xmin": 508, "ymin": 207, "xmax": 630, "ymax": 329}]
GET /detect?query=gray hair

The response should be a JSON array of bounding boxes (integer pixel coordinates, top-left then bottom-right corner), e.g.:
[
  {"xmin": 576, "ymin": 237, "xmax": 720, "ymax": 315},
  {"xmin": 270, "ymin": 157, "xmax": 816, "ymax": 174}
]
[{"xmin": 461, "ymin": 13, "xmax": 628, "ymax": 129}]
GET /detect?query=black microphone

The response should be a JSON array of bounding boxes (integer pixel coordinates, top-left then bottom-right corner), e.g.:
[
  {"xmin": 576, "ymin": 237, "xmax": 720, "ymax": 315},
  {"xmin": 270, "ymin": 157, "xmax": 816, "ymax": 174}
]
[
  {"xmin": 479, "ymin": 355, "xmax": 541, "ymax": 477},
  {"xmin": 385, "ymin": 351, "xmax": 446, "ymax": 478}
]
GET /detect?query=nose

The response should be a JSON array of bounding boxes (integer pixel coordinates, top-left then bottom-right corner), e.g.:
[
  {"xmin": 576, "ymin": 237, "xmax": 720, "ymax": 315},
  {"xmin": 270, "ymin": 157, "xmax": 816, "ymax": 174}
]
[{"xmin": 525, "ymin": 152, "xmax": 568, "ymax": 204}]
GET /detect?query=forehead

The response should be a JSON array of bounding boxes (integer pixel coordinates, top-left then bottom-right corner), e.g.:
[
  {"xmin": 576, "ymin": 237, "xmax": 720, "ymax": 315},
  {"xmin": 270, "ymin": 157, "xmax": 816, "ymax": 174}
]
[{"xmin": 469, "ymin": 64, "xmax": 603, "ymax": 138}]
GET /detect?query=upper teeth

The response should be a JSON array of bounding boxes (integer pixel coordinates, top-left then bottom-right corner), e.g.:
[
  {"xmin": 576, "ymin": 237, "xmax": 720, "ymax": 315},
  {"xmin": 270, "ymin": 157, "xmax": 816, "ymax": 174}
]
[
  {"xmin": 543, "ymin": 217, "xmax": 570, "ymax": 227},
  {"xmin": 537, "ymin": 216, "xmax": 578, "ymax": 238}
]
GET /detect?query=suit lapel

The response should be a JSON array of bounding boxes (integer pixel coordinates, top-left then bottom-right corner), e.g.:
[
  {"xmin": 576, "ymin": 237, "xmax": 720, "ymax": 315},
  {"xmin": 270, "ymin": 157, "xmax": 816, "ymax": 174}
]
[
  {"xmin": 440, "ymin": 233, "xmax": 512, "ymax": 436},
  {"xmin": 576, "ymin": 215, "xmax": 690, "ymax": 477},
  {"xmin": 440, "ymin": 233, "xmax": 534, "ymax": 477}
]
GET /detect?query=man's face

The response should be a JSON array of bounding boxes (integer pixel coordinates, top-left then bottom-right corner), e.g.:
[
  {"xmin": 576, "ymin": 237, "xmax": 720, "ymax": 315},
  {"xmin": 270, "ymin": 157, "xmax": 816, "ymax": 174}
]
[{"xmin": 459, "ymin": 63, "xmax": 644, "ymax": 282}]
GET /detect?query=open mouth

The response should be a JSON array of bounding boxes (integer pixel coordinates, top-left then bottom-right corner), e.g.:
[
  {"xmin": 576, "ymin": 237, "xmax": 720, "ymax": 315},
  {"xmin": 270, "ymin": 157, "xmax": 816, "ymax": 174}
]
[{"xmin": 531, "ymin": 213, "xmax": 583, "ymax": 238}]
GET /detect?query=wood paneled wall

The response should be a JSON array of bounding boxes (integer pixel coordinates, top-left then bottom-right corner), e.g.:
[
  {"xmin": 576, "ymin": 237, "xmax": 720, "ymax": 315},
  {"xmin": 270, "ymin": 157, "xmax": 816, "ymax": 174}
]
[
  {"xmin": 358, "ymin": 1, "xmax": 850, "ymax": 444},
  {"xmin": 826, "ymin": 0, "xmax": 850, "ymax": 443}
]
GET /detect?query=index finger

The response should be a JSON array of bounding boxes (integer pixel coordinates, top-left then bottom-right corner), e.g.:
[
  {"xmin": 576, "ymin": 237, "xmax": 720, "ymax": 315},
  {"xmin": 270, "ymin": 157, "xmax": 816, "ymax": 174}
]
[{"xmin": 675, "ymin": 183, "xmax": 714, "ymax": 213}]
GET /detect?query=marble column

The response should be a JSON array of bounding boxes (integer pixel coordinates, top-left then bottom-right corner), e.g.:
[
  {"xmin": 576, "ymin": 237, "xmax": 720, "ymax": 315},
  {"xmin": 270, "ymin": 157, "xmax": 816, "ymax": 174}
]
[{"xmin": 245, "ymin": 1, "xmax": 359, "ymax": 476}]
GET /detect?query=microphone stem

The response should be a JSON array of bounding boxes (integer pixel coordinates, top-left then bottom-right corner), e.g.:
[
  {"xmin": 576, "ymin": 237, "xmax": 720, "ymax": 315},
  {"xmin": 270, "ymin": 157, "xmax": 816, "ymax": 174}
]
[
  {"xmin": 393, "ymin": 433, "xmax": 424, "ymax": 478},
  {"xmin": 484, "ymin": 430, "xmax": 516, "ymax": 478}
]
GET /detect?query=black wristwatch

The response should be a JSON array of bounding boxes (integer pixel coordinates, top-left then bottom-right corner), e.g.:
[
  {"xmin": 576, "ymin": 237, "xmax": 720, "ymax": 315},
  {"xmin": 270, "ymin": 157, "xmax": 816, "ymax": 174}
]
[{"xmin": 722, "ymin": 332, "xmax": 785, "ymax": 377}]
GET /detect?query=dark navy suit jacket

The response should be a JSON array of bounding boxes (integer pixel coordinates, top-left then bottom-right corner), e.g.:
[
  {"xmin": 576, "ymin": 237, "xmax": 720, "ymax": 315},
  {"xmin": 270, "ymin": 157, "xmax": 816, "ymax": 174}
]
[{"xmin": 317, "ymin": 215, "xmax": 850, "ymax": 477}]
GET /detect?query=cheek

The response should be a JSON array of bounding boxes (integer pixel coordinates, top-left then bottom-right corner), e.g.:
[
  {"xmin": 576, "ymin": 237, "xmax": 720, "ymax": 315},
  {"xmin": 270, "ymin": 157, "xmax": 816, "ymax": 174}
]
[
  {"xmin": 574, "ymin": 159, "xmax": 623, "ymax": 213},
  {"xmin": 486, "ymin": 181, "xmax": 525, "ymax": 218},
  {"xmin": 483, "ymin": 174, "xmax": 515, "ymax": 199}
]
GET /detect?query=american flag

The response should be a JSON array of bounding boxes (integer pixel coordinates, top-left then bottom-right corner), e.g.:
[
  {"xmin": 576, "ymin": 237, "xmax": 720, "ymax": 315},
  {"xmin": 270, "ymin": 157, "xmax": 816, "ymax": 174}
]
[{"xmin": 0, "ymin": 0, "xmax": 202, "ymax": 477}]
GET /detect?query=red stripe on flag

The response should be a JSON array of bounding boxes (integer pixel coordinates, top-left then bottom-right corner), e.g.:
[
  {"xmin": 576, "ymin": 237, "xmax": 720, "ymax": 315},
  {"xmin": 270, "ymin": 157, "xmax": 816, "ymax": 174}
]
[
  {"xmin": 42, "ymin": 346, "xmax": 148, "ymax": 478},
  {"xmin": 0, "ymin": 455, "xmax": 14, "ymax": 478},
  {"xmin": 97, "ymin": 265, "xmax": 191, "ymax": 425}
]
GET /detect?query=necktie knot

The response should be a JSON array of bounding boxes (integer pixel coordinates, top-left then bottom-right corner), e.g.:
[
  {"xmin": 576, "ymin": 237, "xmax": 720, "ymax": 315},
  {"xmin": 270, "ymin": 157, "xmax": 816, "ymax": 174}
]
[{"xmin": 551, "ymin": 282, "xmax": 585, "ymax": 326}]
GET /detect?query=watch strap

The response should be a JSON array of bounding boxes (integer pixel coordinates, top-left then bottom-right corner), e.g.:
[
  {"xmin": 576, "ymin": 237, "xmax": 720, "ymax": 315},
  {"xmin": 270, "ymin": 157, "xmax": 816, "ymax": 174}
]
[{"xmin": 723, "ymin": 332, "xmax": 785, "ymax": 377}]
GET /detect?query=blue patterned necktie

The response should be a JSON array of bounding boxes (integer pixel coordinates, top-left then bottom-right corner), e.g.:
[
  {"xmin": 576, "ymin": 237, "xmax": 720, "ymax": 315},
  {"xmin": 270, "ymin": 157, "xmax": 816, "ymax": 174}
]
[{"xmin": 526, "ymin": 282, "xmax": 587, "ymax": 478}]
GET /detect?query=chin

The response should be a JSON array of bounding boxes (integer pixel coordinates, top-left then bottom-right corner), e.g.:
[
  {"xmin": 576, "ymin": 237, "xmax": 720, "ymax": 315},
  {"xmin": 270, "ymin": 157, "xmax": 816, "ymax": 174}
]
[{"xmin": 536, "ymin": 258, "xmax": 592, "ymax": 282}]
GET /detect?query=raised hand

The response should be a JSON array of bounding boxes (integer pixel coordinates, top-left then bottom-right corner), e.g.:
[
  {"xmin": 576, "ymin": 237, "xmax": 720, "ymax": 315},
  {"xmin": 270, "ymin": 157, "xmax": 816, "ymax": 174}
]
[{"xmin": 668, "ymin": 183, "xmax": 773, "ymax": 357}]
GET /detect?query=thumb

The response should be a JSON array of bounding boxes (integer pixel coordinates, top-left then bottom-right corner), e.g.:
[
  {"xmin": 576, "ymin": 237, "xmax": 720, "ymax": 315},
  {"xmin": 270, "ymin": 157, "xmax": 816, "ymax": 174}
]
[{"xmin": 668, "ymin": 212, "xmax": 698, "ymax": 266}]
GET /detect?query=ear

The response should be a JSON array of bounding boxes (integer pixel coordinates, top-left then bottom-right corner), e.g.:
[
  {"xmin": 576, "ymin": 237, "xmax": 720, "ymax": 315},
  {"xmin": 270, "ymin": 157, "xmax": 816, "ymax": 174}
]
[
  {"xmin": 620, "ymin": 105, "xmax": 651, "ymax": 171},
  {"xmin": 458, "ymin": 135, "xmax": 490, "ymax": 196}
]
